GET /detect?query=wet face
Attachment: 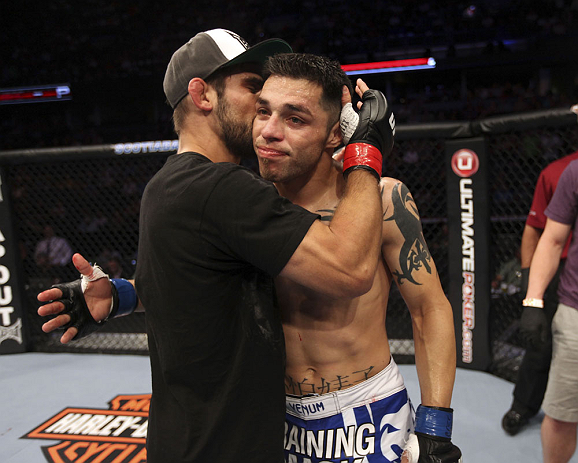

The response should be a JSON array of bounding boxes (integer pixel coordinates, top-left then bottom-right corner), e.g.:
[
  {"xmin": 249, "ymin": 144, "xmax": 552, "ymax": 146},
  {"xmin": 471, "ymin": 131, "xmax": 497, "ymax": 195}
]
[
  {"xmin": 253, "ymin": 76, "xmax": 339, "ymax": 183},
  {"xmin": 216, "ymin": 72, "xmax": 263, "ymax": 159}
]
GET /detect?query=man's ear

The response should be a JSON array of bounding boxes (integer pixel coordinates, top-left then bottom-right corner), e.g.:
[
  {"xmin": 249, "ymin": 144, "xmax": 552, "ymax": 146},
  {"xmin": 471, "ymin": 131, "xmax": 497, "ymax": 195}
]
[
  {"xmin": 325, "ymin": 120, "xmax": 343, "ymax": 150},
  {"xmin": 188, "ymin": 78, "xmax": 214, "ymax": 111}
]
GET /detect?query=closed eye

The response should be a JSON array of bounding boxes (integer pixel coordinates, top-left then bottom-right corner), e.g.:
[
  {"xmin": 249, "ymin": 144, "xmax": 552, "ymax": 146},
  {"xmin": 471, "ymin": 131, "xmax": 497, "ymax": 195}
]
[{"xmin": 244, "ymin": 77, "xmax": 264, "ymax": 94}]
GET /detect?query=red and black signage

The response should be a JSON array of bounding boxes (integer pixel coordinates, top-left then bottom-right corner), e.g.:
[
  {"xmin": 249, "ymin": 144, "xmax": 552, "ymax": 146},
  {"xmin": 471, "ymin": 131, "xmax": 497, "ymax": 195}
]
[
  {"xmin": 0, "ymin": 85, "xmax": 71, "ymax": 105},
  {"xmin": 22, "ymin": 394, "xmax": 150, "ymax": 463},
  {"xmin": 446, "ymin": 139, "xmax": 491, "ymax": 370}
]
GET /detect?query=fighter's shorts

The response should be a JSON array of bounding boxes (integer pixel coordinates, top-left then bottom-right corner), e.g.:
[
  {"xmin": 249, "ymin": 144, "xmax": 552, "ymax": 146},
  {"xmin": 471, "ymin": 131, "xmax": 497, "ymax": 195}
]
[{"xmin": 285, "ymin": 358, "xmax": 414, "ymax": 463}]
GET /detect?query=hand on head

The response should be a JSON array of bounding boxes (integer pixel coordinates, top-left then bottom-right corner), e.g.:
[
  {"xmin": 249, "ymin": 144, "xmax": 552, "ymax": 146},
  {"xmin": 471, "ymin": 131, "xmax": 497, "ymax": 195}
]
[{"xmin": 354, "ymin": 78, "xmax": 370, "ymax": 109}]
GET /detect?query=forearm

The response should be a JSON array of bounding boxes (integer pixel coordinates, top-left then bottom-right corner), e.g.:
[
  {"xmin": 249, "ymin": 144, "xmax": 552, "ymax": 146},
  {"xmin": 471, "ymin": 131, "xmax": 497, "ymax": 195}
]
[
  {"xmin": 526, "ymin": 236, "xmax": 564, "ymax": 300},
  {"xmin": 413, "ymin": 303, "xmax": 456, "ymax": 407},
  {"xmin": 329, "ymin": 84, "xmax": 389, "ymax": 289},
  {"xmin": 520, "ymin": 224, "xmax": 542, "ymax": 268},
  {"xmin": 520, "ymin": 221, "xmax": 568, "ymax": 351},
  {"xmin": 280, "ymin": 170, "xmax": 382, "ymax": 298},
  {"xmin": 327, "ymin": 170, "xmax": 383, "ymax": 283}
]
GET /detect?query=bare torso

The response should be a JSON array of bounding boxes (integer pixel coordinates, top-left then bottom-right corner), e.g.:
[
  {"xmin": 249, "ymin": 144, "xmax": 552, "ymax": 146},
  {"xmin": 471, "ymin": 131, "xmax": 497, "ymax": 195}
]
[
  {"xmin": 279, "ymin": 257, "xmax": 392, "ymax": 396},
  {"xmin": 278, "ymin": 164, "xmax": 395, "ymax": 396}
]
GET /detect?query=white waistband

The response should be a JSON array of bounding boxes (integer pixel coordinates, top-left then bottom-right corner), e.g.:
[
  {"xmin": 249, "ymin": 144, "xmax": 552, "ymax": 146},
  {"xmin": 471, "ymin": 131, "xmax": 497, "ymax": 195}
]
[{"xmin": 285, "ymin": 357, "xmax": 406, "ymax": 419}]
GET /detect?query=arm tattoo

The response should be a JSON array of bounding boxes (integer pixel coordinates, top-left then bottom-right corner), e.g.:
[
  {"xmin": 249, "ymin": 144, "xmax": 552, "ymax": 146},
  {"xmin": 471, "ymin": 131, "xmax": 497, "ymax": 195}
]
[{"xmin": 385, "ymin": 183, "xmax": 432, "ymax": 285}]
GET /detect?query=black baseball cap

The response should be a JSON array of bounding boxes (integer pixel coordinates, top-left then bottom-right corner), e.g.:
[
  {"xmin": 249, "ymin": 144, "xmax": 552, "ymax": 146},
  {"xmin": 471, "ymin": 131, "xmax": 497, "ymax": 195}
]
[{"xmin": 163, "ymin": 29, "xmax": 292, "ymax": 108}]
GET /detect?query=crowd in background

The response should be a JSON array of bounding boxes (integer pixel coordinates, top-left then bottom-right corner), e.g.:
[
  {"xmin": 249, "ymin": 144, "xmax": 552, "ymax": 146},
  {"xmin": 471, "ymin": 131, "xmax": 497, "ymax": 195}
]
[
  {"xmin": 11, "ymin": 156, "xmax": 162, "ymax": 285},
  {"xmin": 2, "ymin": 0, "xmax": 577, "ymax": 87},
  {"xmin": 1, "ymin": 0, "xmax": 577, "ymax": 150},
  {"xmin": 4, "ymin": 0, "xmax": 578, "ymax": 282}
]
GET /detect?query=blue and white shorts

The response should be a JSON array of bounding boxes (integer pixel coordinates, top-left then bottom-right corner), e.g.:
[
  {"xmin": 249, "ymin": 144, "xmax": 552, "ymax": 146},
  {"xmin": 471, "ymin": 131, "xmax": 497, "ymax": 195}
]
[{"xmin": 285, "ymin": 358, "xmax": 414, "ymax": 463}]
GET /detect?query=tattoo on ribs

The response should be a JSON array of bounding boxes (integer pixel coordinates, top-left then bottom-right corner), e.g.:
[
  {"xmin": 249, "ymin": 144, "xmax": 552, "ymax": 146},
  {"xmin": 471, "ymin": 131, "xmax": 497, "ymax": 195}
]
[
  {"xmin": 385, "ymin": 183, "xmax": 432, "ymax": 285},
  {"xmin": 285, "ymin": 366, "xmax": 375, "ymax": 395}
]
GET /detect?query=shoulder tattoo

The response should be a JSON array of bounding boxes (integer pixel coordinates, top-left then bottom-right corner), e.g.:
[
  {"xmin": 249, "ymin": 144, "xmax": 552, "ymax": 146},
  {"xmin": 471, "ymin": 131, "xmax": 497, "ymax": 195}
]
[{"xmin": 385, "ymin": 182, "xmax": 432, "ymax": 285}]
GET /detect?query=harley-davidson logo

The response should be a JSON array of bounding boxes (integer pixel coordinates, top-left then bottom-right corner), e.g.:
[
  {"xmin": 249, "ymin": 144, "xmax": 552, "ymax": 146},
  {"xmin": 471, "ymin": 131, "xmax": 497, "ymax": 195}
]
[{"xmin": 22, "ymin": 394, "xmax": 150, "ymax": 462}]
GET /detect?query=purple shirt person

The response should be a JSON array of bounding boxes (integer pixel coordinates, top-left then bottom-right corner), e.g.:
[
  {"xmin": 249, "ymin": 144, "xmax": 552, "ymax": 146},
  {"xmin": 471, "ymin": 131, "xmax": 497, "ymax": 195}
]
[{"xmin": 523, "ymin": 159, "xmax": 578, "ymax": 463}]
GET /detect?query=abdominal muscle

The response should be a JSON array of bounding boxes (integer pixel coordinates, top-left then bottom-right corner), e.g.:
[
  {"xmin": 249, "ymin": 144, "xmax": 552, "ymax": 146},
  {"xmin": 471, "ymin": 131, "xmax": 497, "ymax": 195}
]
[{"xmin": 278, "ymin": 260, "xmax": 392, "ymax": 397}]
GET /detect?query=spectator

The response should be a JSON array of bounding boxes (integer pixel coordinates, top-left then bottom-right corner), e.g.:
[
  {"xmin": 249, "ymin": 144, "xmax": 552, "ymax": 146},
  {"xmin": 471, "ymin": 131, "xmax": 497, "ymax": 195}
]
[
  {"xmin": 502, "ymin": 150, "xmax": 578, "ymax": 435},
  {"xmin": 521, "ymin": 159, "xmax": 578, "ymax": 463},
  {"xmin": 104, "ymin": 255, "xmax": 130, "ymax": 279},
  {"xmin": 34, "ymin": 224, "xmax": 74, "ymax": 281}
]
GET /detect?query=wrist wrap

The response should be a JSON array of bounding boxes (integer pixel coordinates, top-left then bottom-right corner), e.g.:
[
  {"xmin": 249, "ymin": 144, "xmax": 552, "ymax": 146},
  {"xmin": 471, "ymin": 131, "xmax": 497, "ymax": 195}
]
[
  {"xmin": 340, "ymin": 102, "xmax": 360, "ymax": 145},
  {"xmin": 343, "ymin": 143, "xmax": 382, "ymax": 180},
  {"xmin": 109, "ymin": 278, "xmax": 138, "ymax": 319},
  {"xmin": 415, "ymin": 405, "xmax": 453, "ymax": 439}
]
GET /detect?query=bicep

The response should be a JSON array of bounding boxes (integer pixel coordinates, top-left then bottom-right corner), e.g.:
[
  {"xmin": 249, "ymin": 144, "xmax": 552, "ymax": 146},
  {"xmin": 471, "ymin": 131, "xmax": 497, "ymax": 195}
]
[
  {"xmin": 380, "ymin": 180, "xmax": 447, "ymax": 313},
  {"xmin": 383, "ymin": 238, "xmax": 446, "ymax": 315}
]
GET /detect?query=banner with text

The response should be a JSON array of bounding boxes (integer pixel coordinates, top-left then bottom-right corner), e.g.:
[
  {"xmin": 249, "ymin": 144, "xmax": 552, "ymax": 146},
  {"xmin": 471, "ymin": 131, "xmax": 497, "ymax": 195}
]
[
  {"xmin": 0, "ymin": 166, "xmax": 27, "ymax": 353},
  {"xmin": 446, "ymin": 138, "xmax": 491, "ymax": 370}
]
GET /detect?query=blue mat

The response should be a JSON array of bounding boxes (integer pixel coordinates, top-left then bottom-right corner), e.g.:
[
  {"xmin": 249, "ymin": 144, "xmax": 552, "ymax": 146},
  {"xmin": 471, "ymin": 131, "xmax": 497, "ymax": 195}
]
[{"xmin": 1, "ymin": 353, "xmax": 575, "ymax": 462}]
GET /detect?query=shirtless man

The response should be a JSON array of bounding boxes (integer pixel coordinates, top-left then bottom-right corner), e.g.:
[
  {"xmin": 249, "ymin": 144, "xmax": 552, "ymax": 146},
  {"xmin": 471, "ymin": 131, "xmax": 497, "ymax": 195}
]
[
  {"xmin": 38, "ymin": 52, "xmax": 461, "ymax": 462},
  {"xmin": 254, "ymin": 54, "xmax": 461, "ymax": 463}
]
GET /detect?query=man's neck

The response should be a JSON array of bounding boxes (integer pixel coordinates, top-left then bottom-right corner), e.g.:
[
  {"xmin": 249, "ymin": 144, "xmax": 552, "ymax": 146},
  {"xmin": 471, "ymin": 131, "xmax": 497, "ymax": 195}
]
[
  {"xmin": 275, "ymin": 157, "xmax": 345, "ymax": 210},
  {"xmin": 177, "ymin": 124, "xmax": 240, "ymax": 164}
]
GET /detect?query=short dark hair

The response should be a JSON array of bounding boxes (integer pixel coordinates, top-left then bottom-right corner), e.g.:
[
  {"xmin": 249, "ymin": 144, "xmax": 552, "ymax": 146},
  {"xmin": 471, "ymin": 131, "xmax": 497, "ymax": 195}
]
[{"xmin": 263, "ymin": 53, "xmax": 353, "ymax": 127}]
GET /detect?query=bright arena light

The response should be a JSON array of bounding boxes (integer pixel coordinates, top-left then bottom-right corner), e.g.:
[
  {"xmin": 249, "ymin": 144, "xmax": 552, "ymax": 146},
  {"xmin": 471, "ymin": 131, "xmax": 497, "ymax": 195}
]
[{"xmin": 341, "ymin": 57, "xmax": 436, "ymax": 76}]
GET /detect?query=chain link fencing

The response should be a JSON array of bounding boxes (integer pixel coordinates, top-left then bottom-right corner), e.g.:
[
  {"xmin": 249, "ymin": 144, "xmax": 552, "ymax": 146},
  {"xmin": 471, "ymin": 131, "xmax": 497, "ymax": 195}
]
[
  {"xmin": 9, "ymin": 149, "xmax": 169, "ymax": 354},
  {"xmin": 2, "ymin": 107, "xmax": 577, "ymax": 381}
]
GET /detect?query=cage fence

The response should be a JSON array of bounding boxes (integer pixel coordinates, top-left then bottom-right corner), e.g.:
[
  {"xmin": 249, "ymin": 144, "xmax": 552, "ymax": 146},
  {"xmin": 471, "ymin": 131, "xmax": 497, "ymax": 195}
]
[{"xmin": 2, "ymin": 107, "xmax": 577, "ymax": 382}]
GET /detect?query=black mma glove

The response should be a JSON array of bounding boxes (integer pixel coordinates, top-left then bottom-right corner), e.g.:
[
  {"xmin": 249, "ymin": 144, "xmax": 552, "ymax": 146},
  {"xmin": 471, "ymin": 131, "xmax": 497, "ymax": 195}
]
[
  {"xmin": 519, "ymin": 305, "xmax": 549, "ymax": 349},
  {"xmin": 53, "ymin": 279, "xmax": 108, "ymax": 340},
  {"xmin": 404, "ymin": 405, "xmax": 462, "ymax": 463},
  {"xmin": 51, "ymin": 266, "xmax": 137, "ymax": 341},
  {"xmin": 415, "ymin": 433, "xmax": 463, "ymax": 463},
  {"xmin": 343, "ymin": 89, "xmax": 395, "ymax": 180}
]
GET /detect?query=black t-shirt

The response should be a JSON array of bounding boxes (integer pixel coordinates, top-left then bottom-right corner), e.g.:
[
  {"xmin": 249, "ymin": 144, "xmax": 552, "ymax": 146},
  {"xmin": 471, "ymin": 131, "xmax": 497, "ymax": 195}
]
[{"xmin": 135, "ymin": 152, "xmax": 318, "ymax": 462}]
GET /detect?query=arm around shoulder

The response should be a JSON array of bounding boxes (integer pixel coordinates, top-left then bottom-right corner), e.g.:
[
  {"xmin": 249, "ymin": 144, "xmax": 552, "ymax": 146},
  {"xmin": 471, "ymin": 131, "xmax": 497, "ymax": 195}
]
[{"xmin": 279, "ymin": 169, "xmax": 383, "ymax": 298}]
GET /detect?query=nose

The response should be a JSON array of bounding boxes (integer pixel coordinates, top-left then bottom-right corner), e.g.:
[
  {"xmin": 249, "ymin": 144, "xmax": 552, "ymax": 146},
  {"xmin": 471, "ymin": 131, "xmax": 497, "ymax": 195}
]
[{"xmin": 259, "ymin": 114, "xmax": 283, "ymax": 142}]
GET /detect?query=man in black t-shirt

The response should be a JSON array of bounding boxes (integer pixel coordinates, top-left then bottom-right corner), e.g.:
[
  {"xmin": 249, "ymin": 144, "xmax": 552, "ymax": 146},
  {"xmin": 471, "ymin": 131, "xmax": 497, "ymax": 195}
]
[{"xmin": 38, "ymin": 29, "xmax": 394, "ymax": 462}]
